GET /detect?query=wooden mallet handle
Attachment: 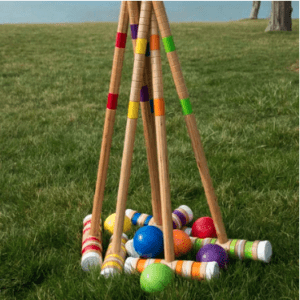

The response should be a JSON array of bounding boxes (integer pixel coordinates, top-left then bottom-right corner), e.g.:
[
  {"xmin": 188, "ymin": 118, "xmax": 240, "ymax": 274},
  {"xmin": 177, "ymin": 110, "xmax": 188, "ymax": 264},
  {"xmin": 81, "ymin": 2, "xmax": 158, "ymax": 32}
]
[
  {"xmin": 111, "ymin": 1, "xmax": 153, "ymax": 255},
  {"xmin": 127, "ymin": 1, "xmax": 162, "ymax": 226},
  {"xmin": 89, "ymin": 1, "xmax": 129, "ymax": 238},
  {"xmin": 152, "ymin": 1, "xmax": 228, "ymax": 244},
  {"xmin": 150, "ymin": 10, "xmax": 174, "ymax": 262}
]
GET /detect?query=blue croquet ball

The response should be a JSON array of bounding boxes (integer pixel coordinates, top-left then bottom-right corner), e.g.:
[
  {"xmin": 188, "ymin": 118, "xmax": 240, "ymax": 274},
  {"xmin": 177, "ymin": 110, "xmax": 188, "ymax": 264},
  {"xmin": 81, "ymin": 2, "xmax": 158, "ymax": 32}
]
[
  {"xmin": 133, "ymin": 226, "xmax": 164, "ymax": 258},
  {"xmin": 196, "ymin": 244, "xmax": 229, "ymax": 269}
]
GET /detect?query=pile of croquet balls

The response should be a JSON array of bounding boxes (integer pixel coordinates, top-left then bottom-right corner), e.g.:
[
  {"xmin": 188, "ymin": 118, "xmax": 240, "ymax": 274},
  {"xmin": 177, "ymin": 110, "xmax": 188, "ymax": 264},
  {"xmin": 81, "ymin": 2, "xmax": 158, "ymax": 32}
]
[{"xmin": 104, "ymin": 213, "xmax": 229, "ymax": 293}]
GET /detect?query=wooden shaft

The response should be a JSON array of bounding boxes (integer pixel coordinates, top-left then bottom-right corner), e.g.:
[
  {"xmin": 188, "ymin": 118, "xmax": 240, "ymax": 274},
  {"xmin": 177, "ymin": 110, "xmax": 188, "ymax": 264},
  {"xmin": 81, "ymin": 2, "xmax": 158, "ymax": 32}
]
[
  {"xmin": 128, "ymin": 1, "xmax": 162, "ymax": 226},
  {"xmin": 185, "ymin": 115, "xmax": 228, "ymax": 243},
  {"xmin": 152, "ymin": 1, "xmax": 228, "ymax": 244},
  {"xmin": 128, "ymin": 1, "xmax": 139, "ymax": 53},
  {"xmin": 150, "ymin": 11, "xmax": 174, "ymax": 262},
  {"xmin": 111, "ymin": 1, "xmax": 153, "ymax": 255},
  {"xmin": 90, "ymin": 1, "xmax": 129, "ymax": 237}
]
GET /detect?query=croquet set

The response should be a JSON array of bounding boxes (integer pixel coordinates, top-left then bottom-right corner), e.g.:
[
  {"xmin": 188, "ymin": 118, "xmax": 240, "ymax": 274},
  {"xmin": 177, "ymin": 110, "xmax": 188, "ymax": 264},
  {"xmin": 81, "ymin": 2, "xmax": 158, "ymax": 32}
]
[{"xmin": 80, "ymin": 1, "xmax": 272, "ymax": 293}]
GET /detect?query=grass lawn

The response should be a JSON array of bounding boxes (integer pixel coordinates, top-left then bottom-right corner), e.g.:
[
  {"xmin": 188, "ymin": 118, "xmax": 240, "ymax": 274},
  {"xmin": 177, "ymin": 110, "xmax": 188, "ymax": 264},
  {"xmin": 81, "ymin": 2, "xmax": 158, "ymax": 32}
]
[{"xmin": 0, "ymin": 18, "xmax": 298, "ymax": 300}]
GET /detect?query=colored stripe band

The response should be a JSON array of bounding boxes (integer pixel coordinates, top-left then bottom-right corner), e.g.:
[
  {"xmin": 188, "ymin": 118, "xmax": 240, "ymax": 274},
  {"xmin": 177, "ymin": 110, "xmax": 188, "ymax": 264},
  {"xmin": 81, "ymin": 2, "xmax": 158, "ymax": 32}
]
[
  {"xmin": 229, "ymin": 239, "xmax": 238, "ymax": 257},
  {"xmin": 107, "ymin": 93, "xmax": 118, "ymax": 109},
  {"xmin": 154, "ymin": 98, "xmax": 165, "ymax": 116},
  {"xmin": 102, "ymin": 261, "xmax": 123, "ymax": 271},
  {"xmin": 162, "ymin": 36, "xmax": 176, "ymax": 53},
  {"xmin": 115, "ymin": 32, "xmax": 127, "ymax": 48},
  {"xmin": 105, "ymin": 254, "xmax": 125, "ymax": 263},
  {"xmin": 83, "ymin": 227, "xmax": 91, "ymax": 234},
  {"xmin": 144, "ymin": 215, "xmax": 152, "ymax": 226},
  {"xmin": 83, "ymin": 220, "xmax": 91, "ymax": 227},
  {"xmin": 180, "ymin": 98, "xmax": 193, "ymax": 115},
  {"xmin": 128, "ymin": 101, "xmax": 139, "ymax": 119},
  {"xmin": 82, "ymin": 244, "xmax": 102, "ymax": 255},
  {"xmin": 193, "ymin": 239, "xmax": 203, "ymax": 252},
  {"xmin": 140, "ymin": 86, "xmax": 149, "ymax": 102},
  {"xmin": 136, "ymin": 38, "xmax": 148, "ymax": 54},
  {"xmin": 132, "ymin": 213, "xmax": 141, "ymax": 225},
  {"xmin": 150, "ymin": 35, "xmax": 160, "ymax": 51},
  {"xmin": 107, "ymin": 244, "xmax": 126, "ymax": 253},
  {"xmin": 149, "ymin": 99, "xmax": 154, "ymax": 113},
  {"xmin": 145, "ymin": 42, "xmax": 150, "ymax": 57},
  {"xmin": 82, "ymin": 237, "xmax": 100, "ymax": 245},
  {"xmin": 173, "ymin": 211, "xmax": 187, "ymax": 227},
  {"xmin": 172, "ymin": 220, "xmax": 176, "ymax": 229},
  {"xmin": 244, "ymin": 241, "xmax": 254, "ymax": 259},
  {"xmin": 130, "ymin": 24, "xmax": 138, "ymax": 40}
]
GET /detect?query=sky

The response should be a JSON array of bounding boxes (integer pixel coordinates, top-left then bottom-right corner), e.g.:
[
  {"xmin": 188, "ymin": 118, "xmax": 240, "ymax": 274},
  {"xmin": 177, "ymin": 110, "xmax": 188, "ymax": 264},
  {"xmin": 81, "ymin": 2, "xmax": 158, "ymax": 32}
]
[{"xmin": 0, "ymin": 1, "xmax": 298, "ymax": 24}]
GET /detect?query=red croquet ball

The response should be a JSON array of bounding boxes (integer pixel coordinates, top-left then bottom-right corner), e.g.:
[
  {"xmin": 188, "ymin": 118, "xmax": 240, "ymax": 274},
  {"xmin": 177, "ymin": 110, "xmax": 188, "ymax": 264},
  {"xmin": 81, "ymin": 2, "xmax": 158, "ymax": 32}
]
[{"xmin": 191, "ymin": 217, "xmax": 217, "ymax": 239}]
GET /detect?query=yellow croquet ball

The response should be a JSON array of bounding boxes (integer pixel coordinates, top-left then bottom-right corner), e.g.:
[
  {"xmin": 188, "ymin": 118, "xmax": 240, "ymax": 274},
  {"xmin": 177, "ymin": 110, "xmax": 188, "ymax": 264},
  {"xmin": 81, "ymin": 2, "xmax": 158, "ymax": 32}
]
[{"xmin": 104, "ymin": 213, "xmax": 131, "ymax": 235}]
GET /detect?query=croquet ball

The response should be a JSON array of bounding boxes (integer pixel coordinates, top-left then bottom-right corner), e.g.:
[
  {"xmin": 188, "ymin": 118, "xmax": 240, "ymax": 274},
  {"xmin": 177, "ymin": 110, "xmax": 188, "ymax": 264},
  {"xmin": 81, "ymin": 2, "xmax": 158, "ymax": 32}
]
[
  {"xmin": 104, "ymin": 213, "xmax": 131, "ymax": 235},
  {"xmin": 173, "ymin": 229, "xmax": 192, "ymax": 258},
  {"xmin": 133, "ymin": 226, "xmax": 164, "ymax": 258},
  {"xmin": 196, "ymin": 244, "xmax": 229, "ymax": 269},
  {"xmin": 191, "ymin": 217, "xmax": 217, "ymax": 238},
  {"xmin": 140, "ymin": 263, "xmax": 174, "ymax": 293}
]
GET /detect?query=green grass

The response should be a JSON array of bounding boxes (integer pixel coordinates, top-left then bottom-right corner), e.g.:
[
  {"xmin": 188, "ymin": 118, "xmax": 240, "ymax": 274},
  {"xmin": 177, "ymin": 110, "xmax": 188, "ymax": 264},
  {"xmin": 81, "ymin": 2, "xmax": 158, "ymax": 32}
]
[{"xmin": 0, "ymin": 19, "xmax": 298, "ymax": 300}]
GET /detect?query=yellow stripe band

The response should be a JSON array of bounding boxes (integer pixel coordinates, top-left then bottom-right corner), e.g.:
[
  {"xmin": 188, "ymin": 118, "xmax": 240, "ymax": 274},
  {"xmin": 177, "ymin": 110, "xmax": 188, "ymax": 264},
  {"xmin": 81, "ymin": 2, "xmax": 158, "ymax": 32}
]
[
  {"xmin": 105, "ymin": 254, "xmax": 125, "ymax": 263},
  {"xmin": 136, "ymin": 38, "xmax": 148, "ymax": 54},
  {"xmin": 128, "ymin": 101, "xmax": 139, "ymax": 119},
  {"xmin": 102, "ymin": 261, "xmax": 123, "ymax": 271}
]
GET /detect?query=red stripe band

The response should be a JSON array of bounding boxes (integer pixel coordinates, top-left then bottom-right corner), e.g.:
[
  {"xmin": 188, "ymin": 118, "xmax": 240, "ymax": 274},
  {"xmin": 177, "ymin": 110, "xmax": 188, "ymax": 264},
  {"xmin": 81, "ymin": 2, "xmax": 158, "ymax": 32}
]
[
  {"xmin": 82, "ymin": 236, "xmax": 101, "ymax": 246},
  {"xmin": 82, "ymin": 244, "xmax": 102, "ymax": 255},
  {"xmin": 115, "ymin": 32, "xmax": 127, "ymax": 48},
  {"xmin": 83, "ymin": 220, "xmax": 91, "ymax": 227},
  {"xmin": 83, "ymin": 227, "xmax": 91, "ymax": 234},
  {"xmin": 107, "ymin": 93, "xmax": 118, "ymax": 109}
]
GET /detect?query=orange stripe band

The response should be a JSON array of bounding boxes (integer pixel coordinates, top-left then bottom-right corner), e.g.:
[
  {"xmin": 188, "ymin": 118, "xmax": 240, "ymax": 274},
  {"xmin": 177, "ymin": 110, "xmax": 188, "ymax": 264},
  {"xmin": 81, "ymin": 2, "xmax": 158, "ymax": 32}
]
[
  {"xmin": 154, "ymin": 98, "xmax": 165, "ymax": 116},
  {"xmin": 150, "ymin": 35, "xmax": 160, "ymax": 50}
]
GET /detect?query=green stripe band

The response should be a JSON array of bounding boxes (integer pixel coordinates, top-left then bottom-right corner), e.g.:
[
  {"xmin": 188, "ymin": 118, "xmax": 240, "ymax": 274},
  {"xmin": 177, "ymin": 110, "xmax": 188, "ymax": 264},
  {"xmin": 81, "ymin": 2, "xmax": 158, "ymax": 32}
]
[
  {"xmin": 210, "ymin": 238, "xmax": 217, "ymax": 244},
  {"xmin": 229, "ymin": 239, "xmax": 238, "ymax": 258},
  {"xmin": 162, "ymin": 36, "xmax": 176, "ymax": 53},
  {"xmin": 193, "ymin": 239, "xmax": 203, "ymax": 252},
  {"xmin": 244, "ymin": 241, "xmax": 254, "ymax": 259},
  {"xmin": 180, "ymin": 98, "xmax": 193, "ymax": 115}
]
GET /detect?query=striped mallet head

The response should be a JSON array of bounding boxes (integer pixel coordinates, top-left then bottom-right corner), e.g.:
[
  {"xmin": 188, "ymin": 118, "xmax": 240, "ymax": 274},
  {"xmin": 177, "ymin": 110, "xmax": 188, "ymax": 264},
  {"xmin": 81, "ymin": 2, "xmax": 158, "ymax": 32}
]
[
  {"xmin": 124, "ymin": 257, "xmax": 219, "ymax": 281},
  {"xmin": 190, "ymin": 237, "xmax": 272, "ymax": 263},
  {"xmin": 81, "ymin": 214, "xmax": 103, "ymax": 271}
]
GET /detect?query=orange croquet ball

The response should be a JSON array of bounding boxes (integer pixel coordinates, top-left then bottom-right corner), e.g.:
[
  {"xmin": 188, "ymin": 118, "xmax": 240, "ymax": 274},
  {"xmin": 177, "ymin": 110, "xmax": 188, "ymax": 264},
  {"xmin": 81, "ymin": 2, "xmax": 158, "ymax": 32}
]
[{"xmin": 173, "ymin": 229, "xmax": 193, "ymax": 258}]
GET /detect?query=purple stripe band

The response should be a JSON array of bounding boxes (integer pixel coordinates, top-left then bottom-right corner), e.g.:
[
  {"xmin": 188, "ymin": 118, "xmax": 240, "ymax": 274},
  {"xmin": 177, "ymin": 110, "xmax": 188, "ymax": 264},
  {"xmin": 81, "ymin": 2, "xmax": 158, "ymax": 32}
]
[
  {"xmin": 173, "ymin": 210, "xmax": 187, "ymax": 227},
  {"xmin": 130, "ymin": 24, "xmax": 138, "ymax": 40},
  {"xmin": 173, "ymin": 220, "xmax": 177, "ymax": 229},
  {"xmin": 140, "ymin": 86, "xmax": 149, "ymax": 102}
]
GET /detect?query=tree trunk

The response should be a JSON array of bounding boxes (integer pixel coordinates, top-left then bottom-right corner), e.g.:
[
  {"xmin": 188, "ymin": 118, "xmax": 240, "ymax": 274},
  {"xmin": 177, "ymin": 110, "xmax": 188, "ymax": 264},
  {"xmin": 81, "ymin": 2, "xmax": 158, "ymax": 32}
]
[
  {"xmin": 265, "ymin": 1, "xmax": 292, "ymax": 32},
  {"xmin": 249, "ymin": 1, "xmax": 261, "ymax": 19}
]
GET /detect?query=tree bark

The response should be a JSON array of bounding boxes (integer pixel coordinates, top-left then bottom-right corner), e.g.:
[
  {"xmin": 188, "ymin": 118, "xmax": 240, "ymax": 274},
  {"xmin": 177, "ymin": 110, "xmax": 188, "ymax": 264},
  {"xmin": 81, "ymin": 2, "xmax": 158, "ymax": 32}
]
[
  {"xmin": 265, "ymin": 1, "xmax": 292, "ymax": 32},
  {"xmin": 249, "ymin": 1, "xmax": 261, "ymax": 19}
]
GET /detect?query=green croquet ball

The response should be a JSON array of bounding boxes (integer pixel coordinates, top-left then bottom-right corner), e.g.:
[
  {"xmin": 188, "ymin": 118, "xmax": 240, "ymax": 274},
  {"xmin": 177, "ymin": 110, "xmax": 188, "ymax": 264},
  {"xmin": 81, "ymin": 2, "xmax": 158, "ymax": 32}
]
[{"xmin": 140, "ymin": 263, "xmax": 174, "ymax": 293}]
